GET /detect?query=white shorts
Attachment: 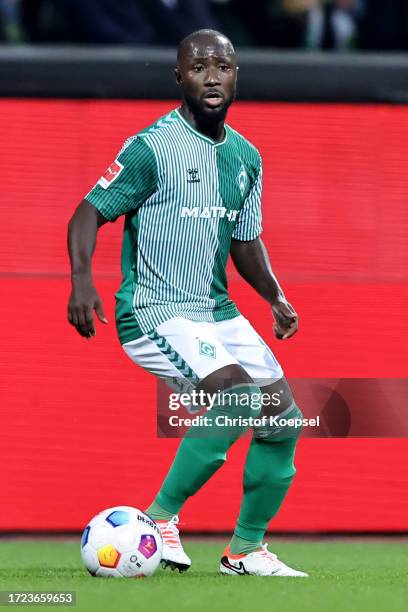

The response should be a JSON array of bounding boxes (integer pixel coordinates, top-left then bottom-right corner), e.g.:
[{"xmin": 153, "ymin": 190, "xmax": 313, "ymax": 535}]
[{"xmin": 122, "ymin": 315, "xmax": 283, "ymax": 393}]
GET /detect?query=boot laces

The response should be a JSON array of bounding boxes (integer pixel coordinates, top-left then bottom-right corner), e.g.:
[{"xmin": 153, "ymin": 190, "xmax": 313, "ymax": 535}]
[
  {"xmin": 258, "ymin": 543, "xmax": 279, "ymax": 563},
  {"xmin": 158, "ymin": 516, "xmax": 181, "ymax": 550}
]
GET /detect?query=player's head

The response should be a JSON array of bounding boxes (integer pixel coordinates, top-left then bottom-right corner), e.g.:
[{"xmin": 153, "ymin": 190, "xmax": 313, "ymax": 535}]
[{"xmin": 175, "ymin": 29, "xmax": 237, "ymax": 122}]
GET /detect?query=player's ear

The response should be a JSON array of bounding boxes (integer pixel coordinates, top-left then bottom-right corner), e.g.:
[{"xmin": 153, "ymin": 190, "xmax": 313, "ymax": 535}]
[{"xmin": 174, "ymin": 67, "xmax": 182, "ymax": 85}]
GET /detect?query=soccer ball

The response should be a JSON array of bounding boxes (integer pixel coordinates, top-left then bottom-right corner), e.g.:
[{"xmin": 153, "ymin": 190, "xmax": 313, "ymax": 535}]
[{"xmin": 80, "ymin": 506, "xmax": 163, "ymax": 578}]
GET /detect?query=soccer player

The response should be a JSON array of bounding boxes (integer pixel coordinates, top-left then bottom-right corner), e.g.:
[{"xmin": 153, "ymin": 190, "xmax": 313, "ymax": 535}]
[{"xmin": 68, "ymin": 29, "xmax": 308, "ymax": 577}]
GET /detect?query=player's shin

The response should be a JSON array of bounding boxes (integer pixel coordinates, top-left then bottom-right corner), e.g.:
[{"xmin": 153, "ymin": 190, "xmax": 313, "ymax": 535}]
[
  {"xmin": 147, "ymin": 383, "xmax": 262, "ymax": 518},
  {"xmin": 229, "ymin": 405, "xmax": 303, "ymax": 554}
]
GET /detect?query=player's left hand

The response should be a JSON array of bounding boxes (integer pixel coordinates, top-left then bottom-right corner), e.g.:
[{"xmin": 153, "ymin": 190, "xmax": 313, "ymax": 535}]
[{"xmin": 272, "ymin": 299, "xmax": 298, "ymax": 340}]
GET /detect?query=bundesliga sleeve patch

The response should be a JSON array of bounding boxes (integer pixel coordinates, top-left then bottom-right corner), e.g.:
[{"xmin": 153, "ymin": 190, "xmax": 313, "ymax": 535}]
[{"xmin": 98, "ymin": 159, "xmax": 124, "ymax": 189}]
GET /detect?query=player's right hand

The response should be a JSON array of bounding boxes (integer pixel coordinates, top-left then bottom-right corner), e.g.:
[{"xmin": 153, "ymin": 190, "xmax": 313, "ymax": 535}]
[{"xmin": 68, "ymin": 279, "xmax": 108, "ymax": 338}]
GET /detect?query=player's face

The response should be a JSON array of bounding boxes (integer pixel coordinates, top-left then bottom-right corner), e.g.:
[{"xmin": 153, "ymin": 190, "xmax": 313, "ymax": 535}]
[{"xmin": 176, "ymin": 40, "xmax": 237, "ymax": 121}]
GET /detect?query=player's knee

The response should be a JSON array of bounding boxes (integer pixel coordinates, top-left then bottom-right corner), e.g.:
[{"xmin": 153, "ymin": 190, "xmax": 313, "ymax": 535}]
[
  {"xmin": 287, "ymin": 404, "xmax": 304, "ymax": 439},
  {"xmin": 255, "ymin": 404, "xmax": 304, "ymax": 442}
]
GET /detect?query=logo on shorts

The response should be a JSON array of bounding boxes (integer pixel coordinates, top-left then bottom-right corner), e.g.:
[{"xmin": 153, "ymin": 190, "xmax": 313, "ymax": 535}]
[
  {"xmin": 199, "ymin": 340, "xmax": 216, "ymax": 359},
  {"xmin": 98, "ymin": 159, "xmax": 124, "ymax": 189}
]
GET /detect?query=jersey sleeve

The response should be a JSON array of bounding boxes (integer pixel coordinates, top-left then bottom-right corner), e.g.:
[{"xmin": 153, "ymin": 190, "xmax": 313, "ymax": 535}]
[
  {"xmin": 85, "ymin": 136, "xmax": 158, "ymax": 222},
  {"xmin": 231, "ymin": 158, "xmax": 263, "ymax": 241}
]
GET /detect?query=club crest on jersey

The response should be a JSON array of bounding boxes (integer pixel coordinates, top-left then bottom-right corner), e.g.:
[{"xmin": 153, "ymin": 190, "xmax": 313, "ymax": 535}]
[
  {"xmin": 98, "ymin": 159, "xmax": 124, "ymax": 189},
  {"xmin": 237, "ymin": 164, "xmax": 248, "ymax": 196}
]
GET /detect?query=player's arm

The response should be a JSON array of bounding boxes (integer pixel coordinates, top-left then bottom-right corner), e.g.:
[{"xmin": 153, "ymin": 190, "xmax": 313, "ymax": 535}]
[
  {"xmin": 230, "ymin": 236, "xmax": 298, "ymax": 340},
  {"xmin": 67, "ymin": 137, "xmax": 158, "ymax": 339},
  {"xmin": 67, "ymin": 199, "xmax": 109, "ymax": 338},
  {"xmin": 230, "ymin": 153, "xmax": 297, "ymax": 340}
]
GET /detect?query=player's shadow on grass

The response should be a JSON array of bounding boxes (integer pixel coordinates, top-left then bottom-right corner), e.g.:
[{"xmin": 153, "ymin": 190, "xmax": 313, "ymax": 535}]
[
  {"xmin": 156, "ymin": 569, "xmax": 218, "ymax": 579},
  {"xmin": 2, "ymin": 568, "xmax": 85, "ymax": 579}
]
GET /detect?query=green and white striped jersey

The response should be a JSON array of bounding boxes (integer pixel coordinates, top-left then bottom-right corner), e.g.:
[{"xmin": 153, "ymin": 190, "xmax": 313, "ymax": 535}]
[{"xmin": 86, "ymin": 108, "xmax": 263, "ymax": 344}]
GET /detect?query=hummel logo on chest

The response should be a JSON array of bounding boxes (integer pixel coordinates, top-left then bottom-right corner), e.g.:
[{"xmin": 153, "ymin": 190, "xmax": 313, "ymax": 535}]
[{"xmin": 187, "ymin": 168, "xmax": 200, "ymax": 183}]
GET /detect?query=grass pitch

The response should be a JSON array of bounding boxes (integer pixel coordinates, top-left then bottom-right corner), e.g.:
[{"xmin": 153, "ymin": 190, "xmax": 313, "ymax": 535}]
[{"xmin": 0, "ymin": 539, "xmax": 407, "ymax": 612}]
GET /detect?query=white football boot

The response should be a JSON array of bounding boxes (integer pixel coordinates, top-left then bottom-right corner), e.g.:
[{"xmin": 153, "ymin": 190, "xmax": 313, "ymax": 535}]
[
  {"xmin": 220, "ymin": 543, "xmax": 308, "ymax": 577},
  {"xmin": 156, "ymin": 515, "xmax": 191, "ymax": 572}
]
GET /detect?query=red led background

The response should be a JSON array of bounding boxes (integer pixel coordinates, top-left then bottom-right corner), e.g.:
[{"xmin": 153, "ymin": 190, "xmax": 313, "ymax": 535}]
[{"xmin": 0, "ymin": 100, "xmax": 407, "ymax": 531}]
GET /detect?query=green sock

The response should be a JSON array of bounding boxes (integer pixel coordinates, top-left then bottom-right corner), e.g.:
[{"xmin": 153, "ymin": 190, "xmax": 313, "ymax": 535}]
[
  {"xmin": 155, "ymin": 384, "xmax": 262, "ymax": 515},
  {"xmin": 145, "ymin": 500, "xmax": 174, "ymax": 521},
  {"xmin": 229, "ymin": 534, "xmax": 261, "ymax": 555},
  {"xmin": 234, "ymin": 435, "xmax": 298, "ymax": 543}
]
